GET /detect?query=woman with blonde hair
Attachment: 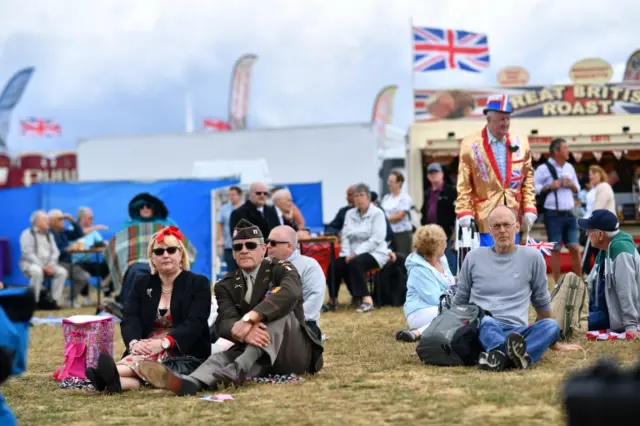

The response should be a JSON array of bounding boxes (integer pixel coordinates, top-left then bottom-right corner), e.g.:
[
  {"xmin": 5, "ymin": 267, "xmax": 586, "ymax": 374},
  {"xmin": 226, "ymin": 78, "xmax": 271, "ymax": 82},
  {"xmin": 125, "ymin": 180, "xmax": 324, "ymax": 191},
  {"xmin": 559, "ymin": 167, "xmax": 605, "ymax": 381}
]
[
  {"xmin": 396, "ymin": 224, "xmax": 455, "ymax": 342},
  {"xmin": 586, "ymin": 165, "xmax": 615, "ymax": 216},
  {"xmin": 582, "ymin": 165, "xmax": 616, "ymax": 272},
  {"xmin": 86, "ymin": 226, "xmax": 211, "ymax": 394}
]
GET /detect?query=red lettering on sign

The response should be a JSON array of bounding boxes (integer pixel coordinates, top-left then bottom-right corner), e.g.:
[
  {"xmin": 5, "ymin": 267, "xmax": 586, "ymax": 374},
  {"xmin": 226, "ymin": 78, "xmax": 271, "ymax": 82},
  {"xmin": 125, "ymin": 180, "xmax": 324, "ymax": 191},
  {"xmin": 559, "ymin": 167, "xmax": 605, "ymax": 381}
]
[
  {"xmin": 528, "ymin": 136, "xmax": 553, "ymax": 145},
  {"xmin": 591, "ymin": 135, "xmax": 610, "ymax": 142}
]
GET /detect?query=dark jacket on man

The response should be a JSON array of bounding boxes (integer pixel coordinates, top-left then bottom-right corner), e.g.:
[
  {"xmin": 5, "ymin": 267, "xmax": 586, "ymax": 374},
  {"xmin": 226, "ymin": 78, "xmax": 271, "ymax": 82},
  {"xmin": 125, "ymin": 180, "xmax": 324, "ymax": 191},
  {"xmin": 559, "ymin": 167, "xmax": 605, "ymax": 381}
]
[
  {"xmin": 214, "ymin": 258, "xmax": 324, "ymax": 374},
  {"xmin": 121, "ymin": 270, "xmax": 212, "ymax": 361},
  {"xmin": 52, "ymin": 221, "xmax": 85, "ymax": 263},
  {"xmin": 229, "ymin": 201, "xmax": 281, "ymax": 240},
  {"xmin": 420, "ymin": 183, "xmax": 457, "ymax": 240},
  {"xmin": 325, "ymin": 205, "xmax": 352, "ymax": 235}
]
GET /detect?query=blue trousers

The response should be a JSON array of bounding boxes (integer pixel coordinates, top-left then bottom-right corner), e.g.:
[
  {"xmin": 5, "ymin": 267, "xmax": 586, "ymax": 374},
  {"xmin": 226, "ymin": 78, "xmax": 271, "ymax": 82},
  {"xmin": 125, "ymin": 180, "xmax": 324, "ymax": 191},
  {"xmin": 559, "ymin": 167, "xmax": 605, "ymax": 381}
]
[
  {"xmin": 478, "ymin": 316, "xmax": 560, "ymax": 364},
  {"xmin": 479, "ymin": 233, "xmax": 521, "ymax": 247}
]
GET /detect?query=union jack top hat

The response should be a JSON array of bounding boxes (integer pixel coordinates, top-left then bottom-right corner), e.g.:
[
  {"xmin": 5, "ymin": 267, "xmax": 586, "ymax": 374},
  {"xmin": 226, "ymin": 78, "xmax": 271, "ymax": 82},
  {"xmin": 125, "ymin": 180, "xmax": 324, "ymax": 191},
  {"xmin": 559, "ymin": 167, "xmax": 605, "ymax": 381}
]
[{"xmin": 483, "ymin": 94, "xmax": 512, "ymax": 115}]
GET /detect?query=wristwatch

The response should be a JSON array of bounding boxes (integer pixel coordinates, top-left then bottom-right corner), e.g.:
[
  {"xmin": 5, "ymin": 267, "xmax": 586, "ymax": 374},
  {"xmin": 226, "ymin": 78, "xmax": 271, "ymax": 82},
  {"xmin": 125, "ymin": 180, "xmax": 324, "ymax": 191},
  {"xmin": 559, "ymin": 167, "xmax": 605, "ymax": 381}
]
[
  {"xmin": 242, "ymin": 314, "xmax": 255, "ymax": 325},
  {"xmin": 161, "ymin": 337, "xmax": 171, "ymax": 349}
]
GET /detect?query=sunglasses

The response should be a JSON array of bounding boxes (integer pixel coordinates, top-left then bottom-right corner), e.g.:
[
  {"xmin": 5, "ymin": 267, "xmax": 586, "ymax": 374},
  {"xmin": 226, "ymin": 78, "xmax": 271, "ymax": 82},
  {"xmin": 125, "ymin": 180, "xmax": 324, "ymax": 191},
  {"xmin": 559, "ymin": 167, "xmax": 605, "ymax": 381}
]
[
  {"xmin": 140, "ymin": 203, "xmax": 152, "ymax": 209},
  {"xmin": 268, "ymin": 240, "xmax": 289, "ymax": 247},
  {"xmin": 254, "ymin": 191, "xmax": 269, "ymax": 196},
  {"xmin": 152, "ymin": 246, "xmax": 180, "ymax": 256},
  {"xmin": 232, "ymin": 241, "xmax": 260, "ymax": 251}
]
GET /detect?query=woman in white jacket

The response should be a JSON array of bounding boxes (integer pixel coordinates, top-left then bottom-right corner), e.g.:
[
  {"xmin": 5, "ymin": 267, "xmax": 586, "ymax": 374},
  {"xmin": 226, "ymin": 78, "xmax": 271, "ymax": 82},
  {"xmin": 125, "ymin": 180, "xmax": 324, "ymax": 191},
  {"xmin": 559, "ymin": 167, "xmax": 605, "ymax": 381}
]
[{"xmin": 396, "ymin": 224, "xmax": 455, "ymax": 342}]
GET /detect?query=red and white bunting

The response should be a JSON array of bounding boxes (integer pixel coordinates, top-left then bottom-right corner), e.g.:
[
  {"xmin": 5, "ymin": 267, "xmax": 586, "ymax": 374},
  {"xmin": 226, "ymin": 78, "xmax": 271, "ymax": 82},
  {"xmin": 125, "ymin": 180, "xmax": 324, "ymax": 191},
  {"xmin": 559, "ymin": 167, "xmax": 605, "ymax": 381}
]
[
  {"xmin": 613, "ymin": 150, "xmax": 623, "ymax": 160},
  {"xmin": 573, "ymin": 152, "xmax": 583, "ymax": 162},
  {"xmin": 593, "ymin": 151, "xmax": 602, "ymax": 161}
]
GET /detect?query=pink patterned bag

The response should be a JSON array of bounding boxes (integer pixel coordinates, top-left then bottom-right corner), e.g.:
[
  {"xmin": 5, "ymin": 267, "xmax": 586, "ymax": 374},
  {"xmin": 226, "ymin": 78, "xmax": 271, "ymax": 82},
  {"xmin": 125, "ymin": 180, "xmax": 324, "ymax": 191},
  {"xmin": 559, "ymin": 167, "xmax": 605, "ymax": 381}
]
[{"xmin": 53, "ymin": 315, "xmax": 114, "ymax": 381}]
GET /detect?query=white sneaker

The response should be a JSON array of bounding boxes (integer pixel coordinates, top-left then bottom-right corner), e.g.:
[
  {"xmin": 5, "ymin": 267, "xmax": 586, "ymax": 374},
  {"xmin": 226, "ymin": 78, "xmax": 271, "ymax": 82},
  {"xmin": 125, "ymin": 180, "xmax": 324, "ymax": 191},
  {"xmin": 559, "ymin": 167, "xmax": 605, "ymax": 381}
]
[{"xmin": 82, "ymin": 296, "xmax": 93, "ymax": 306}]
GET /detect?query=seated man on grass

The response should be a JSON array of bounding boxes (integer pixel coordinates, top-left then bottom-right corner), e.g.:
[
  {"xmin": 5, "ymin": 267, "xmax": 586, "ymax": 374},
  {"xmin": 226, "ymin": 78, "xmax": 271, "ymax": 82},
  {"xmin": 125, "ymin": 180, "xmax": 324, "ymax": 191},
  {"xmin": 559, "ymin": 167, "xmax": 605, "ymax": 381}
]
[
  {"xmin": 138, "ymin": 219, "xmax": 324, "ymax": 395},
  {"xmin": 453, "ymin": 205, "xmax": 582, "ymax": 371},
  {"xmin": 580, "ymin": 209, "xmax": 640, "ymax": 336}
]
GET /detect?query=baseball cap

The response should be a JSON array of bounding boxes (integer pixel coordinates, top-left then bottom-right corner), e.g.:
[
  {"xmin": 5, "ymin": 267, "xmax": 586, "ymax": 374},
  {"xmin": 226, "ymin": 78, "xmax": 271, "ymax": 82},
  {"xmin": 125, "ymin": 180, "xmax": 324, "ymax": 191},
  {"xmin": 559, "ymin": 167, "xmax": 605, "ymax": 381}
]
[
  {"xmin": 427, "ymin": 163, "xmax": 443, "ymax": 173},
  {"xmin": 577, "ymin": 209, "xmax": 619, "ymax": 232}
]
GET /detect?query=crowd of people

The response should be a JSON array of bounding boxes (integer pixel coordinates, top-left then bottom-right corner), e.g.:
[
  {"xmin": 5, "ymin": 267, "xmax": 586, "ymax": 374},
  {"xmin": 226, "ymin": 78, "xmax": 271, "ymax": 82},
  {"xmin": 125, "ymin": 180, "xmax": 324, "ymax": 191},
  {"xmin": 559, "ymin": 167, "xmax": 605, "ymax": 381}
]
[{"xmin": 1, "ymin": 93, "xmax": 640, "ymax": 426}]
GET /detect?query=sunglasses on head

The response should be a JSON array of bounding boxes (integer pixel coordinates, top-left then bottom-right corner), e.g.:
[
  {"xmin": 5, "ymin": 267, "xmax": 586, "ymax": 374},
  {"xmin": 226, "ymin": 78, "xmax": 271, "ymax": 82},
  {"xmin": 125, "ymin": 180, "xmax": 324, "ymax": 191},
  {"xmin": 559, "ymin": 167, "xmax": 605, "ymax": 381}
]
[
  {"xmin": 232, "ymin": 241, "xmax": 260, "ymax": 251},
  {"xmin": 268, "ymin": 240, "xmax": 289, "ymax": 247},
  {"xmin": 152, "ymin": 246, "xmax": 180, "ymax": 256}
]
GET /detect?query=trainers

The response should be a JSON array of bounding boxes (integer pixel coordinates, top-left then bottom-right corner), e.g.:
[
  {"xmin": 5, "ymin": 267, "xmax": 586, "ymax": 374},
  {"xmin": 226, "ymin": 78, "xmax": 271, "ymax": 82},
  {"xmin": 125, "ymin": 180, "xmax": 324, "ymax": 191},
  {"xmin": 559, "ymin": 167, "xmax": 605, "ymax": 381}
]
[
  {"xmin": 478, "ymin": 350, "xmax": 508, "ymax": 371},
  {"xmin": 506, "ymin": 333, "xmax": 530, "ymax": 369},
  {"xmin": 82, "ymin": 295, "xmax": 93, "ymax": 306},
  {"xmin": 395, "ymin": 329, "xmax": 420, "ymax": 343}
]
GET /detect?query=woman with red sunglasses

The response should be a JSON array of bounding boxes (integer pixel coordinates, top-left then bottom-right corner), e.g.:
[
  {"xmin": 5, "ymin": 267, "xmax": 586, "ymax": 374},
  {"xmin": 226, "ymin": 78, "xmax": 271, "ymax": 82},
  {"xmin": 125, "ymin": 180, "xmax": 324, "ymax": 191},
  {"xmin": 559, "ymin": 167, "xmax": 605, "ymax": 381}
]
[{"xmin": 86, "ymin": 226, "xmax": 211, "ymax": 394}]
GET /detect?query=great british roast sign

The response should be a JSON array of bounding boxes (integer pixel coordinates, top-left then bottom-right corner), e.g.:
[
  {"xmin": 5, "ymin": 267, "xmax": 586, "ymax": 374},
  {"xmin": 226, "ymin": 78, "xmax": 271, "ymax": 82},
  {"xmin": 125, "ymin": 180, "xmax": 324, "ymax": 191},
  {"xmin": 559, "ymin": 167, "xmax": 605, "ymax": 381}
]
[{"xmin": 413, "ymin": 83, "xmax": 640, "ymax": 122}]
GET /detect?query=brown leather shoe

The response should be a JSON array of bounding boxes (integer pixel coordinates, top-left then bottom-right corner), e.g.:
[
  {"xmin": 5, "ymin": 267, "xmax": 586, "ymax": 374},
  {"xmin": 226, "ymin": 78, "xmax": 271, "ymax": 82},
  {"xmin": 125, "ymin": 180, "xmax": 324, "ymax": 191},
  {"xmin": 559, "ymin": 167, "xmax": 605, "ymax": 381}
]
[{"xmin": 138, "ymin": 360, "xmax": 200, "ymax": 396}]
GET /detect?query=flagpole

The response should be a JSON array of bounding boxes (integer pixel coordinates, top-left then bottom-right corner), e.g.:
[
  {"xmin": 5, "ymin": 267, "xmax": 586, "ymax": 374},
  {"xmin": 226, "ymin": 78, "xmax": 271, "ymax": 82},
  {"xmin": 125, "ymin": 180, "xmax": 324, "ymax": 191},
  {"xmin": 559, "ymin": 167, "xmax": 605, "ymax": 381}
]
[
  {"xmin": 185, "ymin": 91, "xmax": 194, "ymax": 133},
  {"xmin": 408, "ymin": 16, "xmax": 417, "ymax": 218},
  {"xmin": 409, "ymin": 17, "xmax": 416, "ymax": 124}
]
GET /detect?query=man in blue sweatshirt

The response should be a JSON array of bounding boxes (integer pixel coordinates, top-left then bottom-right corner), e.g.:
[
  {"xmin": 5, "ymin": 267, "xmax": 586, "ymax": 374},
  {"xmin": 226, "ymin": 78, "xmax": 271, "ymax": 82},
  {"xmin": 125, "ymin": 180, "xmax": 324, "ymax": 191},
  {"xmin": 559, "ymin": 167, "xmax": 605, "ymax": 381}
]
[
  {"xmin": 453, "ymin": 205, "xmax": 582, "ymax": 371},
  {"xmin": 580, "ymin": 209, "xmax": 640, "ymax": 336}
]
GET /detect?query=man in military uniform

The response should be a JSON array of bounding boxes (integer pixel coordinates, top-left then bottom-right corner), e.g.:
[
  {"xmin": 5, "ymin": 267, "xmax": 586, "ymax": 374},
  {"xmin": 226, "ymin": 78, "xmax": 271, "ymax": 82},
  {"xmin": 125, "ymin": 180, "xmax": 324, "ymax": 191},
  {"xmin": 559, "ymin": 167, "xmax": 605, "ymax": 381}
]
[{"xmin": 139, "ymin": 219, "xmax": 324, "ymax": 395}]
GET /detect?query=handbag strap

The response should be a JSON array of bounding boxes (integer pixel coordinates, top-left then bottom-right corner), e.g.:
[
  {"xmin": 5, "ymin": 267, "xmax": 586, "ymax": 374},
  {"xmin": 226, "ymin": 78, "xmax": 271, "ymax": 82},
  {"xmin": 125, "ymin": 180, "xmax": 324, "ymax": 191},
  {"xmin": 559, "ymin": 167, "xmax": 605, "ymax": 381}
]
[{"xmin": 57, "ymin": 343, "xmax": 87, "ymax": 379}]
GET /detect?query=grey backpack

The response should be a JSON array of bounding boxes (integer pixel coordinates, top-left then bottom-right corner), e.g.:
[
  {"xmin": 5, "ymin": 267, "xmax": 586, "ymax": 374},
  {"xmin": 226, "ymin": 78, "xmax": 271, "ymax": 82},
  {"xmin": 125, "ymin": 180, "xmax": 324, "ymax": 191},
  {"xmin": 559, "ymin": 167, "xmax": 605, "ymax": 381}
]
[{"xmin": 416, "ymin": 303, "xmax": 487, "ymax": 366}]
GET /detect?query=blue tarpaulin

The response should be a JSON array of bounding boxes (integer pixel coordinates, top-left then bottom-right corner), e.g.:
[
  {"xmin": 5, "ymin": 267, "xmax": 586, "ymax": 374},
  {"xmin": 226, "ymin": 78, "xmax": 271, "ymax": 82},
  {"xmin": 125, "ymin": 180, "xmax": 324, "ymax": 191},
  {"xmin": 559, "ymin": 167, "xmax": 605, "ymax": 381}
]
[{"xmin": 0, "ymin": 179, "xmax": 323, "ymax": 286}]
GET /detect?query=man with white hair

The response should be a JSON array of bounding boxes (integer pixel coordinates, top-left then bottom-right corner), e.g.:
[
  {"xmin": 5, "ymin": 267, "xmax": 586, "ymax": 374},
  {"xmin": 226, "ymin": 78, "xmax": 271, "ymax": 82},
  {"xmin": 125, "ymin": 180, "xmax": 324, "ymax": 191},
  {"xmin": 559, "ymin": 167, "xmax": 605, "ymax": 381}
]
[
  {"xmin": 271, "ymin": 188, "xmax": 300, "ymax": 230},
  {"xmin": 18, "ymin": 210, "xmax": 68, "ymax": 309},
  {"xmin": 456, "ymin": 95, "xmax": 537, "ymax": 247},
  {"xmin": 267, "ymin": 225, "xmax": 325, "ymax": 338},
  {"xmin": 580, "ymin": 209, "xmax": 640, "ymax": 335},
  {"xmin": 229, "ymin": 182, "xmax": 281, "ymax": 240}
]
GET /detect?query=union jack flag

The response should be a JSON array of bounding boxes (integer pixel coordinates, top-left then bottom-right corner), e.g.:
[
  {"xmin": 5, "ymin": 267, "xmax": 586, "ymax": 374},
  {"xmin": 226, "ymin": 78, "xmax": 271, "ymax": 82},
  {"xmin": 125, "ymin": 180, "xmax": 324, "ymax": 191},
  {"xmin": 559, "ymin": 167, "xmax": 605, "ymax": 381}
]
[
  {"xmin": 509, "ymin": 170, "xmax": 523, "ymax": 190},
  {"xmin": 203, "ymin": 118, "xmax": 230, "ymax": 132},
  {"xmin": 526, "ymin": 237, "xmax": 555, "ymax": 256},
  {"xmin": 20, "ymin": 118, "xmax": 61, "ymax": 137},
  {"xmin": 412, "ymin": 26, "xmax": 490, "ymax": 73}
]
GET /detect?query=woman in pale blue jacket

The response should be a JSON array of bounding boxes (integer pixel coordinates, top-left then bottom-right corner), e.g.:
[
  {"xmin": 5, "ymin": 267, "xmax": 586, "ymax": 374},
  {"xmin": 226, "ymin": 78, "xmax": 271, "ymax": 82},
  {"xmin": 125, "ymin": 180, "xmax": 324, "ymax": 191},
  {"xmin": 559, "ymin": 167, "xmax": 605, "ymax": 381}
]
[{"xmin": 396, "ymin": 224, "xmax": 456, "ymax": 342}]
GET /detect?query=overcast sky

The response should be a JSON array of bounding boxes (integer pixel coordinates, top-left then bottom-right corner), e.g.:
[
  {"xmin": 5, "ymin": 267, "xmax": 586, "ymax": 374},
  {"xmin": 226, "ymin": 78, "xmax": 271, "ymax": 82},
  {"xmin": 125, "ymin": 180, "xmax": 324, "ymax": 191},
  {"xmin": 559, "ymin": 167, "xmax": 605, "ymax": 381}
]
[{"xmin": 0, "ymin": 0, "xmax": 638, "ymax": 152}]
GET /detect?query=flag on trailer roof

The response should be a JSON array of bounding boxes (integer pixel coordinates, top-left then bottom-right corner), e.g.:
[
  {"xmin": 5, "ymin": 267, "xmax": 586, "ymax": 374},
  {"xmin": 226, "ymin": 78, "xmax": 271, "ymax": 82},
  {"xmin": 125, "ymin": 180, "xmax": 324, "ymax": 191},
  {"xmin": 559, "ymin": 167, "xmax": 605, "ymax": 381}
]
[
  {"xmin": 412, "ymin": 26, "xmax": 490, "ymax": 73},
  {"xmin": 526, "ymin": 237, "xmax": 555, "ymax": 257},
  {"xmin": 203, "ymin": 118, "xmax": 230, "ymax": 131},
  {"xmin": 20, "ymin": 118, "xmax": 61, "ymax": 137}
]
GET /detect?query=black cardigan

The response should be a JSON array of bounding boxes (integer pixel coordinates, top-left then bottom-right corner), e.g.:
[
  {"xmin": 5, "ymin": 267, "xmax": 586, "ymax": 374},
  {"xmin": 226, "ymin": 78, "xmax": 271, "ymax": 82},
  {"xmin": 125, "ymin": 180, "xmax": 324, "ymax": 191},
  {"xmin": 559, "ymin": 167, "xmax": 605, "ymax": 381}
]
[{"xmin": 121, "ymin": 270, "xmax": 212, "ymax": 361}]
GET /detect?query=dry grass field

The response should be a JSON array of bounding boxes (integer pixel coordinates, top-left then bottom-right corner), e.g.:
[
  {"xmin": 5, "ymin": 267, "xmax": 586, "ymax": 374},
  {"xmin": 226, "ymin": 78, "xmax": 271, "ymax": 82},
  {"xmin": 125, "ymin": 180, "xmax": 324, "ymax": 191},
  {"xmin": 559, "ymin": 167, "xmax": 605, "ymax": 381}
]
[{"xmin": 3, "ymin": 290, "xmax": 640, "ymax": 426}]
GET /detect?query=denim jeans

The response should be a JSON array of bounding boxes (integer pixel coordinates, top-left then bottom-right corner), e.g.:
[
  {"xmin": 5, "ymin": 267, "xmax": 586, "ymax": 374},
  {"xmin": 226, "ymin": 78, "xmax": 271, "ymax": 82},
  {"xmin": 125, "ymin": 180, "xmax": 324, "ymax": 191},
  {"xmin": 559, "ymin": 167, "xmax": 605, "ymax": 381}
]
[
  {"xmin": 445, "ymin": 240, "xmax": 457, "ymax": 275},
  {"xmin": 478, "ymin": 316, "xmax": 560, "ymax": 364}
]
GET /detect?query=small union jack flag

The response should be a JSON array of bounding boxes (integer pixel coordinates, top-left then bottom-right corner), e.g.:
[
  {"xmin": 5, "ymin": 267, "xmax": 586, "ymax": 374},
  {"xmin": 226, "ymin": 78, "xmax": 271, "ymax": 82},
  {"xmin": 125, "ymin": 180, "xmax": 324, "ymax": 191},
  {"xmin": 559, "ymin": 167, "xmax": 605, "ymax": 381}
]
[
  {"xmin": 412, "ymin": 26, "xmax": 490, "ymax": 73},
  {"xmin": 20, "ymin": 118, "xmax": 61, "ymax": 137},
  {"xmin": 203, "ymin": 118, "xmax": 230, "ymax": 132},
  {"xmin": 526, "ymin": 237, "xmax": 555, "ymax": 256},
  {"xmin": 509, "ymin": 170, "xmax": 523, "ymax": 189}
]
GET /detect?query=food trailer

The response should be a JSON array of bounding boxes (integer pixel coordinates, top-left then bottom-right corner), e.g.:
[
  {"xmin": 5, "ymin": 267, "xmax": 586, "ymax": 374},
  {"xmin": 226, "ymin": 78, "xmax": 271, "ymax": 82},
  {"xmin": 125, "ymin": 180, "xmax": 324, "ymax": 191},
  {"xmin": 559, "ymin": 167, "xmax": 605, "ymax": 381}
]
[{"xmin": 408, "ymin": 83, "xmax": 640, "ymax": 239}]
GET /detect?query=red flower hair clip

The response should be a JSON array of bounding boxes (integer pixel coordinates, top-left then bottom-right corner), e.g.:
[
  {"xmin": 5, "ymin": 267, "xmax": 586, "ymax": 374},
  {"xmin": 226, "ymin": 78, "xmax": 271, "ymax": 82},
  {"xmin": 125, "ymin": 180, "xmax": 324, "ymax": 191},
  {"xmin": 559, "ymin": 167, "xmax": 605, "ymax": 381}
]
[{"xmin": 156, "ymin": 226, "xmax": 184, "ymax": 243}]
